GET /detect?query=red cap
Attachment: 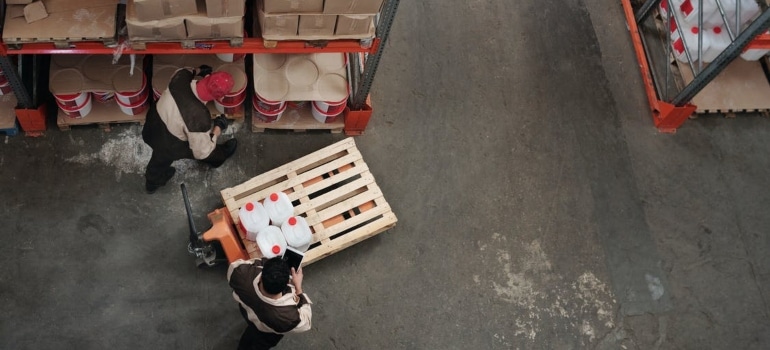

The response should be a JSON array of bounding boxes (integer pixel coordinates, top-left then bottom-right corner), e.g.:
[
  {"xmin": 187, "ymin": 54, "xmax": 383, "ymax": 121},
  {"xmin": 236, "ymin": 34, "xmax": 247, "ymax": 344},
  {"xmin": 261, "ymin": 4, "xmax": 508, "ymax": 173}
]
[
  {"xmin": 288, "ymin": 217, "xmax": 297, "ymax": 226},
  {"xmin": 272, "ymin": 245, "xmax": 280, "ymax": 254},
  {"xmin": 270, "ymin": 193, "xmax": 279, "ymax": 202},
  {"xmin": 245, "ymin": 202, "xmax": 254, "ymax": 211},
  {"xmin": 196, "ymin": 71, "xmax": 234, "ymax": 101}
]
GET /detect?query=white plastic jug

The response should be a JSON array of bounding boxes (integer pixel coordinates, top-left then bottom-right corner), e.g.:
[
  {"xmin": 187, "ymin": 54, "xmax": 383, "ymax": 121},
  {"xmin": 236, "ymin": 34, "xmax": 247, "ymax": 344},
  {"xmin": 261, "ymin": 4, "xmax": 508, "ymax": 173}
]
[
  {"xmin": 256, "ymin": 226, "xmax": 287, "ymax": 258},
  {"xmin": 281, "ymin": 216, "xmax": 313, "ymax": 252},
  {"xmin": 264, "ymin": 192, "xmax": 293, "ymax": 226},
  {"xmin": 676, "ymin": 0, "xmax": 720, "ymax": 27},
  {"xmin": 701, "ymin": 26, "xmax": 731, "ymax": 62},
  {"xmin": 715, "ymin": 0, "xmax": 761, "ymax": 29},
  {"xmin": 672, "ymin": 25, "xmax": 708, "ymax": 63},
  {"xmin": 239, "ymin": 201, "xmax": 270, "ymax": 241}
]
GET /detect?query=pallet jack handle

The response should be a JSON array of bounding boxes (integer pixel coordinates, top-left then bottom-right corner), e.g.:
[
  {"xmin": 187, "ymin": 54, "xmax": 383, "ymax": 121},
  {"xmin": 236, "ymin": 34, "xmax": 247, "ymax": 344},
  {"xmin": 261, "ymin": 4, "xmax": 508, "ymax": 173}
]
[{"xmin": 180, "ymin": 183, "xmax": 201, "ymax": 248}]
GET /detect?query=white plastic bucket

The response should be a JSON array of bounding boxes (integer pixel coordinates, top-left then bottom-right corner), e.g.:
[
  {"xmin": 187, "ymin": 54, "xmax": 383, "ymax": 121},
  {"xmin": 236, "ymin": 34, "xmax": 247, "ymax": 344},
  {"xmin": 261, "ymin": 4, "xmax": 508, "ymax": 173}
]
[
  {"xmin": 311, "ymin": 101, "xmax": 346, "ymax": 123},
  {"xmin": 54, "ymin": 92, "xmax": 89, "ymax": 109},
  {"xmin": 57, "ymin": 92, "xmax": 92, "ymax": 118},
  {"xmin": 253, "ymin": 94, "xmax": 287, "ymax": 123},
  {"xmin": 281, "ymin": 216, "xmax": 312, "ymax": 252},
  {"xmin": 263, "ymin": 192, "xmax": 293, "ymax": 226},
  {"xmin": 239, "ymin": 201, "xmax": 270, "ymax": 241},
  {"xmin": 741, "ymin": 29, "xmax": 770, "ymax": 61},
  {"xmin": 256, "ymin": 226, "xmax": 287, "ymax": 258},
  {"xmin": 116, "ymin": 92, "xmax": 149, "ymax": 115},
  {"xmin": 115, "ymin": 73, "xmax": 148, "ymax": 105}
]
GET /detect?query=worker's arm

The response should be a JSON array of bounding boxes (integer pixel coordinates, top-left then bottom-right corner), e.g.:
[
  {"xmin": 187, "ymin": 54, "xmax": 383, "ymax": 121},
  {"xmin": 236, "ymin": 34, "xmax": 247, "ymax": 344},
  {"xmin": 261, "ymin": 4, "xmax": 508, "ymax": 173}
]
[
  {"xmin": 289, "ymin": 266, "xmax": 312, "ymax": 333},
  {"xmin": 226, "ymin": 258, "xmax": 264, "ymax": 282}
]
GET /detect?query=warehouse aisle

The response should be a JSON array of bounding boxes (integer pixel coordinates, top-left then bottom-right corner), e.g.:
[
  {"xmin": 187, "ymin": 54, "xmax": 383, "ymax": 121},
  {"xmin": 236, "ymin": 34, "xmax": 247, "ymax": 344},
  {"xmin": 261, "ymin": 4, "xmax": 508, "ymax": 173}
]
[{"xmin": 1, "ymin": 0, "xmax": 769, "ymax": 349}]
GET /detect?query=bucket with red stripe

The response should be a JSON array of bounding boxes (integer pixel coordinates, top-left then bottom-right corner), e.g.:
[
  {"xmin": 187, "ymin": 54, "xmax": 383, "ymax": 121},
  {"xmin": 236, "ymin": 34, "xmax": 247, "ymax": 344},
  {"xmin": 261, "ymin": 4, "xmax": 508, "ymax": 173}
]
[
  {"xmin": 0, "ymin": 70, "xmax": 8, "ymax": 86},
  {"xmin": 0, "ymin": 81, "xmax": 12, "ymax": 95},
  {"xmin": 54, "ymin": 92, "xmax": 89, "ymax": 109},
  {"xmin": 116, "ymin": 91, "xmax": 149, "ymax": 116},
  {"xmin": 57, "ymin": 92, "xmax": 93, "ymax": 118},
  {"xmin": 253, "ymin": 93, "xmax": 287, "ymax": 123},
  {"xmin": 311, "ymin": 101, "xmax": 346, "ymax": 123},
  {"xmin": 91, "ymin": 91, "xmax": 115, "ymax": 103},
  {"xmin": 215, "ymin": 89, "xmax": 247, "ymax": 116},
  {"xmin": 114, "ymin": 72, "xmax": 148, "ymax": 105}
]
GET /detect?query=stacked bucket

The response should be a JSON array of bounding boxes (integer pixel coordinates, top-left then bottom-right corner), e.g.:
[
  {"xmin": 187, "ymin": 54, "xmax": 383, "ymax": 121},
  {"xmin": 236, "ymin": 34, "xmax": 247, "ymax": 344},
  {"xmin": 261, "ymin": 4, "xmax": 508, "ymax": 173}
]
[{"xmin": 53, "ymin": 69, "xmax": 149, "ymax": 119}]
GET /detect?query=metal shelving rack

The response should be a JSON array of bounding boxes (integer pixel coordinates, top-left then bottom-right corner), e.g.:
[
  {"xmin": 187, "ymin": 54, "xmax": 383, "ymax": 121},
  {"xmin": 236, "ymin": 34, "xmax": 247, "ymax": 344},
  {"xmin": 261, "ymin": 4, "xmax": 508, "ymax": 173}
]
[
  {"xmin": 622, "ymin": 0, "xmax": 770, "ymax": 132},
  {"xmin": 0, "ymin": 0, "xmax": 399, "ymax": 136}
]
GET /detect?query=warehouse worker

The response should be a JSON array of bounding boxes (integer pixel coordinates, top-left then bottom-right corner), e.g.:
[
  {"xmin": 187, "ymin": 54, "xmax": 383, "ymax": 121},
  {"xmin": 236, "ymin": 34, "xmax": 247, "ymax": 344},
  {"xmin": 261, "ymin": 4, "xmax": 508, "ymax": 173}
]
[
  {"xmin": 228, "ymin": 257, "xmax": 312, "ymax": 350},
  {"xmin": 142, "ymin": 66, "xmax": 237, "ymax": 194}
]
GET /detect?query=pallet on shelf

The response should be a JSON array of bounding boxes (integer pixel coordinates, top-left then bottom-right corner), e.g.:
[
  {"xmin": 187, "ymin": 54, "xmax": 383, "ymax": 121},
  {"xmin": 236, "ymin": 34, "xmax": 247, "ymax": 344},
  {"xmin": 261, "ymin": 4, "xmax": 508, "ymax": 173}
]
[
  {"xmin": 220, "ymin": 137, "xmax": 397, "ymax": 266},
  {"xmin": 252, "ymin": 103, "xmax": 344, "ymax": 133},
  {"xmin": 2, "ymin": 4, "xmax": 117, "ymax": 49},
  {"xmin": 57, "ymin": 101, "xmax": 146, "ymax": 132},
  {"xmin": 0, "ymin": 94, "xmax": 18, "ymax": 136},
  {"xmin": 129, "ymin": 37, "xmax": 244, "ymax": 50}
]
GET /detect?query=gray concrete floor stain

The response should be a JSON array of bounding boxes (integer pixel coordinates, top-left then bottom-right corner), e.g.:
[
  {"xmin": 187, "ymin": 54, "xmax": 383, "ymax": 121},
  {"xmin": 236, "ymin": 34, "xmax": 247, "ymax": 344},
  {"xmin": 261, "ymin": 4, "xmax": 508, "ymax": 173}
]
[{"xmin": 2, "ymin": 0, "xmax": 770, "ymax": 349}]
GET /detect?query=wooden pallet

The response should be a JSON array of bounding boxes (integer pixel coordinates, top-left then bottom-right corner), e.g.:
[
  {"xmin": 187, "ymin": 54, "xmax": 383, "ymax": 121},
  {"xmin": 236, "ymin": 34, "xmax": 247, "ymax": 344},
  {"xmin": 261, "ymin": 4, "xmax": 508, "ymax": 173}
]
[
  {"xmin": 252, "ymin": 104, "xmax": 344, "ymax": 133},
  {"xmin": 0, "ymin": 123, "xmax": 19, "ymax": 136},
  {"xmin": 220, "ymin": 138, "xmax": 397, "ymax": 266},
  {"xmin": 57, "ymin": 100, "xmax": 146, "ymax": 132},
  {"xmin": 129, "ymin": 37, "xmax": 244, "ymax": 50}
]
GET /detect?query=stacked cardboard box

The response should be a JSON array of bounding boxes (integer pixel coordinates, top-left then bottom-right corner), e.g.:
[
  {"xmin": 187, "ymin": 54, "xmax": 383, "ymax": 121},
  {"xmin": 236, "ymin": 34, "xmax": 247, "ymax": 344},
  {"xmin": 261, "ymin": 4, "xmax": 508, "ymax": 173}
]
[
  {"xmin": 258, "ymin": 0, "xmax": 382, "ymax": 40},
  {"xmin": 126, "ymin": 0, "xmax": 245, "ymax": 42},
  {"xmin": 2, "ymin": 0, "xmax": 118, "ymax": 45}
]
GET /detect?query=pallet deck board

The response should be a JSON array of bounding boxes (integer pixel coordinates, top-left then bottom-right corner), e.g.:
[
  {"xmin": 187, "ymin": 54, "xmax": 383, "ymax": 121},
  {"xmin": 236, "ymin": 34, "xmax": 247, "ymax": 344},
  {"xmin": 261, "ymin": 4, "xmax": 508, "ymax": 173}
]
[
  {"xmin": 676, "ymin": 58, "xmax": 770, "ymax": 114},
  {"xmin": 220, "ymin": 138, "xmax": 397, "ymax": 266},
  {"xmin": 57, "ymin": 100, "xmax": 146, "ymax": 131}
]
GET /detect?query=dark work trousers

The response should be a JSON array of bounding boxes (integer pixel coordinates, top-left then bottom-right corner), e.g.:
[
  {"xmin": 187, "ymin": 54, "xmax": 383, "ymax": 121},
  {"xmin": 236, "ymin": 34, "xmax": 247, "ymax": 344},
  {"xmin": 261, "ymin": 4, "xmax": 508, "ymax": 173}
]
[
  {"xmin": 142, "ymin": 106, "xmax": 231, "ymax": 188},
  {"xmin": 238, "ymin": 307, "xmax": 284, "ymax": 350}
]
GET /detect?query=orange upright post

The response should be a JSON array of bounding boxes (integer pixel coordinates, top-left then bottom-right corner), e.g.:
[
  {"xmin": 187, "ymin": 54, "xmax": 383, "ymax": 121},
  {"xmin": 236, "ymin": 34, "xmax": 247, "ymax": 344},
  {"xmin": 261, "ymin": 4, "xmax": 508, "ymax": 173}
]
[
  {"xmin": 15, "ymin": 105, "xmax": 46, "ymax": 136},
  {"xmin": 344, "ymin": 95, "xmax": 373, "ymax": 136}
]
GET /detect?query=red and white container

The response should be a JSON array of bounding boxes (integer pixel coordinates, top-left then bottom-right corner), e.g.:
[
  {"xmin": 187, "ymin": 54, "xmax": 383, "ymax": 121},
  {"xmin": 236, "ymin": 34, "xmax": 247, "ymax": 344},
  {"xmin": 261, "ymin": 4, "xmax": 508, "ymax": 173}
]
[
  {"xmin": 116, "ymin": 92, "xmax": 149, "ymax": 115},
  {"xmin": 114, "ymin": 72, "xmax": 148, "ymax": 105},
  {"xmin": 672, "ymin": 25, "xmax": 707, "ymax": 63},
  {"xmin": 253, "ymin": 94, "xmax": 287, "ymax": 123},
  {"xmin": 311, "ymin": 101, "xmax": 346, "ymax": 123},
  {"xmin": 256, "ymin": 226, "xmax": 287, "ymax": 258},
  {"xmin": 287, "ymin": 101, "xmax": 308, "ymax": 110},
  {"xmin": 216, "ymin": 53, "xmax": 246, "ymax": 62},
  {"xmin": 0, "ymin": 81, "xmax": 12, "ymax": 95},
  {"xmin": 281, "ymin": 216, "xmax": 312, "ymax": 252},
  {"xmin": 215, "ymin": 91, "xmax": 247, "ymax": 115},
  {"xmin": 264, "ymin": 192, "xmax": 293, "ymax": 226},
  {"xmin": 91, "ymin": 91, "xmax": 115, "ymax": 103},
  {"xmin": 153, "ymin": 88, "xmax": 163, "ymax": 101},
  {"xmin": 54, "ymin": 92, "xmax": 89, "ymax": 109},
  {"xmin": 701, "ymin": 26, "xmax": 731, "ymax": 62},
  {"xmin": 239, "ymin": 201, "xmax": 270, "ymax": 241},
  {"xmin": 57, "ymin": 92, "xmax": 93, "ymax": 118}
]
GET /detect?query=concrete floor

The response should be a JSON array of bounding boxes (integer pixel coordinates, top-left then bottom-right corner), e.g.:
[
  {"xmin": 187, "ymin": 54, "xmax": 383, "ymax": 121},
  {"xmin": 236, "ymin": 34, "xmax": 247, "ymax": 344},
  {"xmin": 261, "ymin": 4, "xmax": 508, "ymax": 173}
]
[{"xmin": 2, "ymin": 0, "xmax": 770, "ymax": 349}]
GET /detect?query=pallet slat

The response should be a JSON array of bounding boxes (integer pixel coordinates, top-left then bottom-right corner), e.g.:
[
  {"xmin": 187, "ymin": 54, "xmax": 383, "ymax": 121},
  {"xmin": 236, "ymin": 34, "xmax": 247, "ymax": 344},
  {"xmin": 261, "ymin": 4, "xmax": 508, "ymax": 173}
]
[{"xmin": 220, "ymin": 137, "xmax": 397, "ymax": 266}]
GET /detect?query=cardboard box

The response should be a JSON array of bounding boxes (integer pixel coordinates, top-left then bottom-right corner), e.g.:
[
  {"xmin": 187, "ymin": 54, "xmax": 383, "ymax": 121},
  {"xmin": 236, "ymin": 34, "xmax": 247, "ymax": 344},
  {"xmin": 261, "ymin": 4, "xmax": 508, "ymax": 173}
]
[
  {"xmin": 298, "ymin": 15, "xmax": 335, "ymax": 36},
  {"xmin": 126, "ymin": 0, "xmax": 186, "ymax": 40},
  {"xmin": 42, "ymin": 0, "xmax": 117, "ymax": 14},
  {"xmin": 258, "ymin": 6, "xmax": 298, "ymax": 37},
  {"xmin": 131, "ymin": 0, "xmax": 197, "ymax": 22},
  {"xmin": 335, "ymin": 14, "xmax": 372, "ymax": 36},
  {"xmin": 8, "ymin": 5, "xmax": 26, "ymax": 18},
  {"xmin": 6, "ymin": 0, "xmax": 33, "ymax": 4},
  {"xmin": 205, "ymin": 0, "xmax": 245, "ymax": 18},
  {"xmin": 263, "ymin": 0, "xmax": 323, "ymax": 14},
  {"xmin": 186, "ymin": 16, "xmax": 244, "ymax": 39},
  {"xmin": 24, "ymin": 1, "xmax": 48, "ymax": 23},
  {"xmin": 323, "ymin": 0, "xmax": 383, "ymax": 14}
]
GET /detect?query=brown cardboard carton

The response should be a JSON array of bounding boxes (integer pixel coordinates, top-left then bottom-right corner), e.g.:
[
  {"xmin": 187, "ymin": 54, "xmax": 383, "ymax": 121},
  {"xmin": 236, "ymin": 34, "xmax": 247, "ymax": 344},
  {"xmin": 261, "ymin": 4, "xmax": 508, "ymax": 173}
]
[
  {"xmin": 8, "ymin": 5, "xmax": 26, "ymax": 18},
  {"xmin": 42, "ymin": 0, "xmax": 117, "ymax": 14},
  {"xmin": 298, "ymin": 15, "xmax": 335, "ymax": 36},
  {"xmin": 6, "ymin": 0, "xmax": 33, "ymax": 4},
  {"xmin": 335, "ymin": 14, "xmax": 372, "ymax": 36},
  {"xmin": 205, "ymin": 0, "xmax": 245, "ymax": 18},
  {"xmin": 24, "ymin": 1, "xmax": 48, "ymax": 23},
  {"xmin": 126, "ymin": 0, "xmax": 186, "ymax": 40},
  {"xmin": 131, "ymin": 0, "xmax": 197, "ymax": 22},
  {"xmin": 186, "ymin": 16, "xmax": 244, "ymax": 39},
  {"xmin": 264, "ymin": 0, "xmax": 323, "ymax": 14},
  {"xmin": 258, "ymin": 6, "xmax": 298, "ymax": 37},
  {"xmin": 323, "ymin": 0, "xmax": 383, "ymax": 14}
]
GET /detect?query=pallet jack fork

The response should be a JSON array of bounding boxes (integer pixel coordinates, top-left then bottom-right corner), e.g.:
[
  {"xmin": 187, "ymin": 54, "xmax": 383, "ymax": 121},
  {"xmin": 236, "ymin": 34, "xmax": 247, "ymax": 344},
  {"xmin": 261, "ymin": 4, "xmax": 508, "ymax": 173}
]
[{"xmin": 181, "ymin": 183, "xmax": 241, "ymax": 268}]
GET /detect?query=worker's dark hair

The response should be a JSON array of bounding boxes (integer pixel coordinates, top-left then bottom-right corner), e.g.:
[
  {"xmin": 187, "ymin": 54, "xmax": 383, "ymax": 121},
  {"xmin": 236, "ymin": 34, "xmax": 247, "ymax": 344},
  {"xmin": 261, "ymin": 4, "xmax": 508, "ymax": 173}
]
[{"xmin": 261, "ymin": 257, "xmax": 290, "ymax": 295}]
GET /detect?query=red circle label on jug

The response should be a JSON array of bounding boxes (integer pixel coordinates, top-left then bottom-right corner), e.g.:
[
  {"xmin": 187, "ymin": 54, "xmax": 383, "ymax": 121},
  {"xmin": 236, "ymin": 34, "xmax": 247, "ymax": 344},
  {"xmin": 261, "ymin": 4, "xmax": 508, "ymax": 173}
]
[
  {"xmin": 272, "ymin": 245, "xmax": 281, "ymax": 254},
  {"xmin": 246, "ymin": 202, "xmax": 254, "ymax": 211},
  {"xmin": 270, "ymin": 193, "xmax": 279, "ymax": 201},
  {"xmin": 289, "ymin": 217, "xmax": 297, "ymax": 226}
]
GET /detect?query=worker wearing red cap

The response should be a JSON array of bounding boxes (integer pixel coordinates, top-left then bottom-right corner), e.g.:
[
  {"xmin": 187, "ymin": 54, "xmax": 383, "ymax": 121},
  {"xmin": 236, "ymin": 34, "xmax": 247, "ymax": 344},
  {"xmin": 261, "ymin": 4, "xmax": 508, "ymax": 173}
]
[{"xmin": 142, "ymin": 66, "xmax": 238, "ymax": 194}]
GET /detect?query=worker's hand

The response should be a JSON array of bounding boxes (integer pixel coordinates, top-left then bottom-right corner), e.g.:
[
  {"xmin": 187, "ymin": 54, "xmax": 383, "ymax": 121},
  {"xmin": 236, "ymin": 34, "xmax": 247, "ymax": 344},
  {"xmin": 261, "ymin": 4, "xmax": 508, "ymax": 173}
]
[
  {"xmin": 213, "ymin": 115, "xmax": 228, "ymax": 132},
  {"xmin": 291, "ymin": 267, "xmax": 304, "ymax": 294},
  {"xmin": 197, "ymin": 65, "xmax": 213, "ymax": 77}
]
